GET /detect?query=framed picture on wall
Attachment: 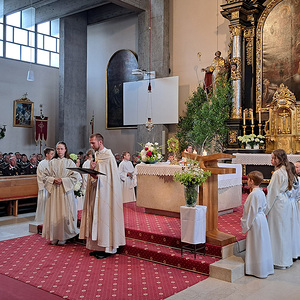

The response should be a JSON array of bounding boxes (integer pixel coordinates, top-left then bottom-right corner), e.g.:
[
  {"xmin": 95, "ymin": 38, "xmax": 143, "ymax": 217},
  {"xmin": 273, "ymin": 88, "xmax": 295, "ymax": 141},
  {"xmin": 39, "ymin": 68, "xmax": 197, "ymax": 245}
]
[{"xmin": 13, "ymin": 96, "xmax": 34, "ymax": 127}]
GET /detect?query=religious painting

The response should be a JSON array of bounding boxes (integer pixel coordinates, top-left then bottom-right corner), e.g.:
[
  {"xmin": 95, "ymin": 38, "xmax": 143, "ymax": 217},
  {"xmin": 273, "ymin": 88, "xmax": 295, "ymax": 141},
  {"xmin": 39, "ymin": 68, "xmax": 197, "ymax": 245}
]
[
  {"xmin": 106, "ymin": 49, "xmax": 139, "ymax": 129},
  {"xmin": 13, "ymin": 97, "xmax": 34, "ymax": 127},
  {"xmin": 256, "ymin": 0, "xmax": 300, "ymax": 111}
]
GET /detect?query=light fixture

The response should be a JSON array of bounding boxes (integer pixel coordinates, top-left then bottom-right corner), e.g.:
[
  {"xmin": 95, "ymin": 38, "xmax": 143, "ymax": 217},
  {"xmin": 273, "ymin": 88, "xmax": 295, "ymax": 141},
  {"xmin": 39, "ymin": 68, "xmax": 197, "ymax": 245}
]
[
  {"xmin": 145, "ymin": 0, "xmax": 154, "ymax": 131},
  {"xmin": 27, "ymin": 65, "xmax": 35, "ymax": 81}
]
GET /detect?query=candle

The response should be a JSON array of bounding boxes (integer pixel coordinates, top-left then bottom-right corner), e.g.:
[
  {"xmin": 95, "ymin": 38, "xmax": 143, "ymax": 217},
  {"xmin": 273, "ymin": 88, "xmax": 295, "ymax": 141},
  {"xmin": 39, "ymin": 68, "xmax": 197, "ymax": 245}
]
[
  {"xmin": 203, "ymin": 149, "xmax": 207, "ymax": 156},
  {"xmin": 243, "ymin": 109, "xmax": 246, "ymax": 125},
  {"xmin": 259, "ymin": 109, "xmax": 261, "ymax": 124},
  {"xmin": 251, "ymin": 109, "xmax": 254, "ymax": 125}
]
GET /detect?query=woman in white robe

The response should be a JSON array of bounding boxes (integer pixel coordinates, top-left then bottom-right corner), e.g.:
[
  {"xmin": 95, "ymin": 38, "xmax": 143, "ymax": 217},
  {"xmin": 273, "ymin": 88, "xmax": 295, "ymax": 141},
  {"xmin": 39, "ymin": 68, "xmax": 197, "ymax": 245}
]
[
  {"xmin": 288, "ymin": 163, "xmax": 300, "ymax": 259},
  {"xmin": 119, "ymin": 152, "xmax": 137, "ymax": 203},
  {"xmin": 241, "ymin": 171, "xmax": 274, "ymax": 278},
  {"xmin": 265, "ymin": 149, "xmax": 293, "ymax": 269},
  {"xmin": 42, "ymin": 141, "xmax": 80, "ymax": 245}
]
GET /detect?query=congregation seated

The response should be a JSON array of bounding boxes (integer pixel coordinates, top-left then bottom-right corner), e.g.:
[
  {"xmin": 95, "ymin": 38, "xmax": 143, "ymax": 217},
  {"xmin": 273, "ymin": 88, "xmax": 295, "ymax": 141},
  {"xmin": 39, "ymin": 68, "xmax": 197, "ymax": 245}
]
[
  {"xmin": 1, "ymin": 156, "xmax": 21, "ymax": 176},
  {"xmin": 23, "ymin": 155, "xmax": 38, "ymax": 175},
  {"xmin": 18, "ymin": 153, "xmax": 30, "ymax": 171},
  {"xmin": 36, "ymin": 153, "xmax": 43, "ymax": 165}
]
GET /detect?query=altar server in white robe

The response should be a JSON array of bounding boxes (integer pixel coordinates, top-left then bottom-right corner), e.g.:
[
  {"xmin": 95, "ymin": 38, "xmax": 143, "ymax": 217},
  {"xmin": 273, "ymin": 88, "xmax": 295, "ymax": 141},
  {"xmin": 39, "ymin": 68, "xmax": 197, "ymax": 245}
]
[
  {"xmin": 42, "ymin": 141, "xmax": 80, "ymax": 245},
  {"xmin": 265, "ymin": 149, "xmax": 293, "ymax": 269},
  {"xmin": 35, "ymin": 147, "xmax": 54, "ymax": 223},
  {"xmin": 119, "ymin": 151, "xmax": 137, "ymax": 203},
  {"xmin": 288, "ymin": 162, "xmax": 300, "ymax": 259},
  {"xmin": 79, "ymin": 133, "xmax": 125, "ymax": 259},
  {"xmin": 241, "ymin": 171, "xmax": 274, "ymax": 278}
]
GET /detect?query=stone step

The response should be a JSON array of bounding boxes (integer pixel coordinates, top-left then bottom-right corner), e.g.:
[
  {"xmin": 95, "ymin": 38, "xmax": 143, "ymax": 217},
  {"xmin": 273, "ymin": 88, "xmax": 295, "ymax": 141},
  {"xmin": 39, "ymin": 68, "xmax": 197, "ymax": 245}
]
[{"xmin": 209, "ymin": 255, "xmax": 245, "ymax": 282}]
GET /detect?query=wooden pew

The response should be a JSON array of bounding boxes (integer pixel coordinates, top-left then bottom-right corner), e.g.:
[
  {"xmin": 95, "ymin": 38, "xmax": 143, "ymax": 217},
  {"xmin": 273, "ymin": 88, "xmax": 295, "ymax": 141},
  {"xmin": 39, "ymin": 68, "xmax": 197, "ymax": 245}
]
[{"xmin": 0, "ymin": 175, "xmax": 38, "ymax": 216}]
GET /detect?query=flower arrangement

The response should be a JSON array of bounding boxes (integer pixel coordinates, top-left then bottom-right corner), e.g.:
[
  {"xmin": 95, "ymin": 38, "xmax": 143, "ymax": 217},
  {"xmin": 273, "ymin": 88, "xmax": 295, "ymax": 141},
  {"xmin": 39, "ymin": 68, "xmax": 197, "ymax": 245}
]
[
  {"xmin": 74, "ymin": 181, "xmax": 84, "ymax": 197},
  {"xmin": 238, "ymin": 134, "xmax": 265, "ymax": 148},
  {"xmin": 173, "ymin": 159, "xmax": 211, "ymax": 187},
  {"xmin": 140, "ymin": 142, "xmax": 162, "ymax": 163}
]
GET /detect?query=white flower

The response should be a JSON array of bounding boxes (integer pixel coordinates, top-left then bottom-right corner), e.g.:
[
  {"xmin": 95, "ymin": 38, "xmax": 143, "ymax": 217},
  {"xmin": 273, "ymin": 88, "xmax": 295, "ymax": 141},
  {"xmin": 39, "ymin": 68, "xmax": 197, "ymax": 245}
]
[{"xmin": 74, "ymin": 181, "xmax": 81, "ymax": 191}]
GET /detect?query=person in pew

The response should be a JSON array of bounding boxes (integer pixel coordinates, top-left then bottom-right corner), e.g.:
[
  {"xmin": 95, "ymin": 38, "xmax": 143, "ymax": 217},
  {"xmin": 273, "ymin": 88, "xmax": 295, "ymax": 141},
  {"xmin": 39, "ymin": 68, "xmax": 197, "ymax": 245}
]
[
  {"xmin": 241, "ymin": 171, "xmax": 274, "ymax": 278},
  {"xmin": 15, "ymin": 152, "xmax": 21, "ymax": 163},
  {"xmin": 35, "ymin": 147, "xmax": 55, "ymax": 223},
  {"xmin": 42, "ymin": 141, "xmax": 81, "ymax": 246},
  {"xmin": 2, "ymin": 156, "xmax": 21, "ymax": 176},
  {"xmin": 24, "ymin": 155, "xmax": 38, "ymax": 175},
  {"xmin": 265, "ymin": 149, "xmax": 293, "ymax": 269},
  {"xmin": 18, "ymin": 153, "xmax": 30, "ymax": 174},
  {"xmin": 119, "ymin": 151, "xmax": 137, "ymax": 203},
  {"xmin": 36, "ymin": 153, "xmax": 43, "ymax": 165},
  {"xmin": 79, "ymin": 133, "xmax": 125, "ymax": 259}
]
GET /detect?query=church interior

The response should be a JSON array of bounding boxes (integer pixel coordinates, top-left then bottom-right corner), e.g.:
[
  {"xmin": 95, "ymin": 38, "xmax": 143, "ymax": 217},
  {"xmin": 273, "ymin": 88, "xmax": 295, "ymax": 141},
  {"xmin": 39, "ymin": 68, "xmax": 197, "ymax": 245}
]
[{"xmin": 1, "ymin": 0, "xmax": 300, "ymax": 299}]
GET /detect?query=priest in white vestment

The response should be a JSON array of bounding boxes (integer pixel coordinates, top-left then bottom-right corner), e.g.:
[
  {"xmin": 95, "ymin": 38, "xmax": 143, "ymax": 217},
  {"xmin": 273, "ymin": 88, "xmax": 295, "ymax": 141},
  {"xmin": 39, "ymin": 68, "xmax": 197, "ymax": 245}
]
[
  {"xmin": 241, "ymin": 171, "xmax": 274, "ymax": 278},
  {"xmin": 35, "ymin": 147, "xmax": 54, "ymax": 223},
  {"xmin": 79, "ymin": 133, "xmax": 125, "ymax": 259},
  {"xmin": 42, "ymin": 142, "xmax": 80, "ymax": 245},
  {"xmin": 119, "ymin": 152, "xmax": 137, "ymax": 203},
  {"xmin": 265, "ymin": 149, "xmax": 293, "ymax": 269}
]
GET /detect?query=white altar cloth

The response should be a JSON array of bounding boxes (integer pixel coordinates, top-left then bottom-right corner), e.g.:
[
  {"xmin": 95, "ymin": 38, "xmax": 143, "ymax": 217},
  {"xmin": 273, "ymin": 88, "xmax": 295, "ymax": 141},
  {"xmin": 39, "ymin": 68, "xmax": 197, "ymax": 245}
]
[
  {"xmin": 180, "ymin": 205, "xmax": 206, "ymax": 244},
  {"xmin": 136, "ymin": 163, "xmax": 242, "ymax": 213},
  {"xmin": 232, "ymin": 153, "xmax": 300, "ymax": 165},
  {"xmin": 136, "ymin": 163, "xmax": 242, "ymax": 189}
]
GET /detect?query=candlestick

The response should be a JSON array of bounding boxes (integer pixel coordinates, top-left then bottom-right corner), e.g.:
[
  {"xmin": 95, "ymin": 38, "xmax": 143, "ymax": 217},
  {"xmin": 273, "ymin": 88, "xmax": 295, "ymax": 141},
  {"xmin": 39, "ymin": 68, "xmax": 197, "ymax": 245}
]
[
  {"xmin": 250, "ymin": 109, "xmax": 254, "ymax": 125},
  {"xmin": 243, "ymin": 125, "xmax": 246, "ymax": 136},
  {"xmin": 258, "ymin": 123, "xmax": 262, "ymax": 135},
  {"xmin": 258, "ymin": 109, "xmax": 261, "ymax": 124},
  {"xmin": 243, "ymin": 109, "xmax": 246, "ymax": 125},
  {"xmin": 250, "ymin": 124, "xmax": 255, "ymax": 134}
]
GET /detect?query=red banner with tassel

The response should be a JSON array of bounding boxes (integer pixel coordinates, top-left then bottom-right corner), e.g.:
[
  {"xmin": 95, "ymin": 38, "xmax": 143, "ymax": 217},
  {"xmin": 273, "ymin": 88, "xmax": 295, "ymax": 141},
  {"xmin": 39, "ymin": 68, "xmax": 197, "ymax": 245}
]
[{"xmin": 35, "ymin": 116, "xmax": 48, "ymax": 142}]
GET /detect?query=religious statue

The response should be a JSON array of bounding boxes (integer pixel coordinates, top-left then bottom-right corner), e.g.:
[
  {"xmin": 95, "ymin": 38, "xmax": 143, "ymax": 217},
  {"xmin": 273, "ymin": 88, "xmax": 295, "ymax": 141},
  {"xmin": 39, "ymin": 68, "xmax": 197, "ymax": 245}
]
[{"xmin": 202, "ymin": 51, "xmax": 228, "ymax": 94}]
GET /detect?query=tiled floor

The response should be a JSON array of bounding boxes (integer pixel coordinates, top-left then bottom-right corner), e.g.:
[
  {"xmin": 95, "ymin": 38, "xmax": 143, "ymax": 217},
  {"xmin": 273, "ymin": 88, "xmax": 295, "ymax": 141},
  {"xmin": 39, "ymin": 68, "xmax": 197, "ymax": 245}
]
[{"xmin": 1, "ymin": 213, "xmax": 300, "ymax": 300}]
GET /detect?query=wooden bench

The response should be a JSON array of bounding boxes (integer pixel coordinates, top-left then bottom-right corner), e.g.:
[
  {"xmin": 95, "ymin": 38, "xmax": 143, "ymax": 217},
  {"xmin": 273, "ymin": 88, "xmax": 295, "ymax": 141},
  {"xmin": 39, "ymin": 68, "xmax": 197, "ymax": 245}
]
[{"xmin": 0, "ymin": 175, "xmax": 38, "ymax": 216}]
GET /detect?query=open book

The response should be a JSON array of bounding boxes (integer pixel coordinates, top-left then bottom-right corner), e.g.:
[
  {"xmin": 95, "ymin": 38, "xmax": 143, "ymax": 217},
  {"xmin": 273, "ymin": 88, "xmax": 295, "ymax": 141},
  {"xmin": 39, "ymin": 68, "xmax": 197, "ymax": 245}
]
[{"xmin": 67, "ymin": 167, "xmax": 106, "ymax": 176}]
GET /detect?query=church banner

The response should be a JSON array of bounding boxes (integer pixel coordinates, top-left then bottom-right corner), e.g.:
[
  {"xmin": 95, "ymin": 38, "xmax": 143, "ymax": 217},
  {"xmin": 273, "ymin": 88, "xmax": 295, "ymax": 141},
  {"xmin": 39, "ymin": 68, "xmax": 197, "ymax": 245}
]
[{"xmin": 35, "ymin": 116, "xmax": 48, "ymax": 142}]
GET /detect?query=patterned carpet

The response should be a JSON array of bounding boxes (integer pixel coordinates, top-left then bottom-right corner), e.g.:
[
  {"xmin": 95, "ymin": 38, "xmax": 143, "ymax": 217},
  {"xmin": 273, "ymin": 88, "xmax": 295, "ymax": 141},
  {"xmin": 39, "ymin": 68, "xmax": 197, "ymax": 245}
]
[{"xmin": 0, "ymin": 235, "xmax": 207, "ymax": 300}]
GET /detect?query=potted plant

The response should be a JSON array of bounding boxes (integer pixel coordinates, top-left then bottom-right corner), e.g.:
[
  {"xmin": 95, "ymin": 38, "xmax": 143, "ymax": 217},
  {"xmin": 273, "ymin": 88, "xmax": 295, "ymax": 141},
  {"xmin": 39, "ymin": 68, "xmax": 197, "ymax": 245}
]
[
  {"xmin": 238, "ymin": 134, "xmax": 265, "ymax": 149},
  {"xmin": 173, "ymin": 159, "xmax": 211, "ymax": 207}
]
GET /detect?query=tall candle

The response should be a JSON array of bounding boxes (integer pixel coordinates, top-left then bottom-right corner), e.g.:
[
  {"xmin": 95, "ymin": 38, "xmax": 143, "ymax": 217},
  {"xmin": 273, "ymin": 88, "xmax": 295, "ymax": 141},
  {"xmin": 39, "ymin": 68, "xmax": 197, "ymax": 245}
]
[
  {"xmin": 251, "ymin": 109, "xmax": 254, "ymax": 125},
  {"xmin": 243, "ymin": 109, "xmax": 246, "ymax": 125},
  {"xmin": 259, "ymin": 109, "xmax": 261, "ymax": 124}
]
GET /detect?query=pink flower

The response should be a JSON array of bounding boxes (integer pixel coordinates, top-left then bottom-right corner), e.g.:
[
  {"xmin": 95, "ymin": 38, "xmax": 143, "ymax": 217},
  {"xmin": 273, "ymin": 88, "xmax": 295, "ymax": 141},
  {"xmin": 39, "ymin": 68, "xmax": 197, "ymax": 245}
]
[
  {"xmin": 146, "ymin": 151, "xmax": 152, "ymax": 157},
  {"xmin": 145, "ymin": 147, "xmax": 148, "ymax": 151}
]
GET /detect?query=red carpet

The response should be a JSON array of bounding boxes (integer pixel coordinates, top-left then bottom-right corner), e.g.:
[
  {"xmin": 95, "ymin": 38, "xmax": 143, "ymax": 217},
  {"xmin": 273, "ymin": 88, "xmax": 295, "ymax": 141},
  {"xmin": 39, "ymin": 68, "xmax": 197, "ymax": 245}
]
[{"xmin": 0, "ymin": 235, "xmax": 207, "ymax": 300}]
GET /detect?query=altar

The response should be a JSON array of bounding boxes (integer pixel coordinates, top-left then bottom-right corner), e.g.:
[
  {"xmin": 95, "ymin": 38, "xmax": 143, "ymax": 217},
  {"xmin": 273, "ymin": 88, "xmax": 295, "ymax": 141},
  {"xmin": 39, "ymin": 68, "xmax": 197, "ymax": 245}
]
[
  {"xmin": 232, "ymin": 153, "xmax": 300, "ymax": 181},
  {"xmin": 136, "ymin": 163, "xmax": 242, "ymax": 217}
]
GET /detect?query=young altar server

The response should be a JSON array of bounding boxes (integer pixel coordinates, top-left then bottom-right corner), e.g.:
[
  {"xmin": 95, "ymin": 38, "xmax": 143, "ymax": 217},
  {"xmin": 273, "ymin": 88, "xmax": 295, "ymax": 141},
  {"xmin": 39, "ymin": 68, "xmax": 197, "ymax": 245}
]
[
  {"xmin": 35, "ymin": 147, "xmax": 54, "ymax": 223},
  {"xmin": 241, "ymin": 171, "xmax": 274, "ymax": 278},
  {"xmin": 119, "ymin": 151, "xmax": 137, "ymax": 203},
  {"xmin": 265, "ymin": 149, "xmax": 293, "ymax": 269},
  {"xmin": 42, "ymin": 141, "xmax": 81, "ymax": 245},
  {"xmin": 288, "ymin": 162, "xmax": 300, "ymax": 259}
]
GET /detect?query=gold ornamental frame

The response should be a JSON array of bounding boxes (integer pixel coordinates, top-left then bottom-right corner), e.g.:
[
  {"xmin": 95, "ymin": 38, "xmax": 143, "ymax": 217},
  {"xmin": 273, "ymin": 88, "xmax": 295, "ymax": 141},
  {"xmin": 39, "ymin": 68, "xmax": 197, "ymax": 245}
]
[
  {"xmin": 256, "ymin": 0, "xmax": 283, "ymax": 113},
  {"xmin": 13, "ymin": 97, "xmax": 34, "ymax": 127}
]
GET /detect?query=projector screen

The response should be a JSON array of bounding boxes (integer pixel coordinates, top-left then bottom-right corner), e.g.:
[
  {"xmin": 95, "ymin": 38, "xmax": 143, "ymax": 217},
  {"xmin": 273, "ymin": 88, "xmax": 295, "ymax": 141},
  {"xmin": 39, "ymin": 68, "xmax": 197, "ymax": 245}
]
[{"xmin": 123, "ymin": 76, "xmax": 178, "ymax": 125}]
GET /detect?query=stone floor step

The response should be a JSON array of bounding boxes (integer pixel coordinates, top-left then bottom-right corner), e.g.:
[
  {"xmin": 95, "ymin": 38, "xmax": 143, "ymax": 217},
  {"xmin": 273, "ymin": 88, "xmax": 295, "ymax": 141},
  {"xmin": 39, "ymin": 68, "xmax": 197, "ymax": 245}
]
[{"xmin": 209, "ymin": 255, "xmax": 245, "ymax": 282}]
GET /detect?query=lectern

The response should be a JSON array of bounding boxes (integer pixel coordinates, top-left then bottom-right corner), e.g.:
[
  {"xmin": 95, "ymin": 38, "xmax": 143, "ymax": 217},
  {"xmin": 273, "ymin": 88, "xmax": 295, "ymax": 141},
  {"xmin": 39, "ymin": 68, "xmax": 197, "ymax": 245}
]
[{"xmin": 182, "ymin": 152, "xmax": 237, "ymax": 246}]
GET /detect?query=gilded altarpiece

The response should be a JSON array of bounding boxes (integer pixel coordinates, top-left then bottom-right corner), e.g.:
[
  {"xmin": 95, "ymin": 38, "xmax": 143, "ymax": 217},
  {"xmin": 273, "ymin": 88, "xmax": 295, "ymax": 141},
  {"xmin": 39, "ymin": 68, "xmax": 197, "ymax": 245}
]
[
  {"xmin": 256, "ymin": 0, "xmax": 300, "ymax": 112},
  {"xmin": 264, "ymin": 84, "xmax": 300, "ymax": 154}
]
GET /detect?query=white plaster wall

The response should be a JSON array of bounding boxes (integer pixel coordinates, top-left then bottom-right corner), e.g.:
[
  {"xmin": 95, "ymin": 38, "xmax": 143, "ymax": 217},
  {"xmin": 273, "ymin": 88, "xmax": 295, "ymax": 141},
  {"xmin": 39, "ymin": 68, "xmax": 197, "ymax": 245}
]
[
  {"xmin": 87, "ymin": 15, "xmax": 138, "ymax": 156},
  {"xmin": 0, "ymin": 58, "xmax": 59, "ymax": 155},
  {"xmin": 170, "ymin": 0, "xmax": 230, "ymax": 117}
]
